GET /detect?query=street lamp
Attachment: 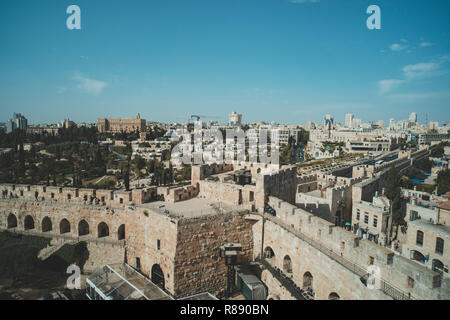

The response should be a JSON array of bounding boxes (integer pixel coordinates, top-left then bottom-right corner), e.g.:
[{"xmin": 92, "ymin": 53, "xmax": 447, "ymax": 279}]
[{"xmin": 220, "ymin": 243, "xmax": 242, "ymax": 298}]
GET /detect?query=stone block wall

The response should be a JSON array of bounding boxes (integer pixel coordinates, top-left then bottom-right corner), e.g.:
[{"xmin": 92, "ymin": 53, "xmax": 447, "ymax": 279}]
[
  {"xmin": 256, "ymin": 197, "xmax": 448, "ymax": 300},
  {"xmin": 173, "ymin": 211, "xmax": 254, "ymax": 298}
]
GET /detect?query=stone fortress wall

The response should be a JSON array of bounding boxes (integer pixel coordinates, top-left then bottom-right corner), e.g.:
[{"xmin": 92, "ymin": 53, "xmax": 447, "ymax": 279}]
[
  {"xmin": 254, "ymin": 196, "xmax": 449, "ymax": 300},
  {"xmin": 0, "ymin": 182, "xmax": 254, "ymax": 298}
]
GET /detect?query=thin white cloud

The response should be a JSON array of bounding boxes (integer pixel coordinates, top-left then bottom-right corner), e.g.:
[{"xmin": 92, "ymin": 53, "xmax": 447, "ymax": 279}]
[
  {"xmin": 378, "ymin": 79, "xmax": 405, "ymax": 94},
  {"xmin": 419, "ymin": 42, "xmax": 433, "ymax": 47},
  {"xmin": 73, "ymin": 73, "xmax": 107, "ymax": 95},
  {"xmin": 389, "ymin": 91, "xmax": 450, "ymax": 103},
  {"xmin": 402, "ymin": 62, "xmax": 441, "ymax": 79},
  {"xmin": 390, "ymin": 43, "xmax": 407, "ymax": 52},
  {"xmin": 378, "ymin": 56, "xmax": 449, "ymax": 96}
]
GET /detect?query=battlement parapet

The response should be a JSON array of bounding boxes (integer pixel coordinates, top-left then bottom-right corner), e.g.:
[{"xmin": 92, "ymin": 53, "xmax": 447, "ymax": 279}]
[{"xmin": 0, "ymin": 183, "xmax": 153, "ymax": 206}]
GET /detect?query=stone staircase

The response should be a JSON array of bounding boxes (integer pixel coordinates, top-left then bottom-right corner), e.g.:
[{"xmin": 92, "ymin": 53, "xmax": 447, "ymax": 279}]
[{"xmin": 38, "ymin": 238, "xmax": 76, "ymax": 261}]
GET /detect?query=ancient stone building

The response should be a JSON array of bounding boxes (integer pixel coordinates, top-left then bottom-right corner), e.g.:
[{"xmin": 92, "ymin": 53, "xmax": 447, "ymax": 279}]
[{"xmin": 97, "ymin": 114, "xmax": 146, "ymax": 133}]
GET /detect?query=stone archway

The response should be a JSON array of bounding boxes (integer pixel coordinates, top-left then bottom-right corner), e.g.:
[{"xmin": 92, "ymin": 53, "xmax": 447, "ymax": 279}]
[
  {"xmin": 411, "ymin": 250, "xmax": 425, "ymax": 264},
  {"xmin": 151, "ymin": 264, "xmax": 165, "ymax": 289},
  {"xmin": 118, "ymin": 224, "xmax": 125, "ymax": 240},
  {"xmin": 98, "ymin": 222, "xmax": 109, "ymax": 238},
  {"xmin": 24, "ymin": 215, "xmax": 35, "ymax": 230},
  {"xmin": 60, "ymin": 219, "xmax": 71, "ymax": 234},
  {"xmin": 303, "ymin": 272, "xmax": 313, "ymax": 291},
  {"xmin": 432, "ymin": 259, "xmax": 444, "ymax": 273},
  {"xmin": 264, "ymin": 246, "xmax": 275, "ymax": 259},
  {"xmin": 42, "ymin": 217, "xmax": 52, "ymax": 232},
  {"xmin": 329, "ymin": 292, "xmax": 340, "ymax": 300},
  {"xmin": 283, "ymin": 255, "xmax": 292, "ymax": 273},
  {"xmin": 78, "ymin": 220, "xmax": 90, "ymax": 236},
  {"xmin": 7, "ymin": 213, "xmax": 17, "ymax": 229}
]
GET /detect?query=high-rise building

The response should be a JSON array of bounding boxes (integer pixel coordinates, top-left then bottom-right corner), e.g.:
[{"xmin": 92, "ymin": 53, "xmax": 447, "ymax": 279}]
[
  {"xmin": 345, "ymin": 114, "xmax": 354, "ymax": 128},
  {"xmin": 389, "ymin": 118, "xmax": 395, "ymax": 130},
  {"xmin": 352, "ymin": 118, "xmax": 362, "ymax": 128},
  {"xmin": 6, "ymin": 113, "xmax": 28, "ymax": 133},
  {"xmin": 229, "ymin": 112, "xmax": 242, "ymax": 127},
  {"xmin": 409, "ymin": 112, "xmax": 417, "ymax": 123}
]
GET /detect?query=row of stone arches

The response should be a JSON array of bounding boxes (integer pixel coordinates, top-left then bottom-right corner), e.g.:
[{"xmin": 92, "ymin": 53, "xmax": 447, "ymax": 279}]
[
  {"xmin": 263, "ymin": 246, "xmax": 340, "ymax": 300},
  {"xmin": 5, "ymin": 213, "xmax": 125, "ymax": 240}
]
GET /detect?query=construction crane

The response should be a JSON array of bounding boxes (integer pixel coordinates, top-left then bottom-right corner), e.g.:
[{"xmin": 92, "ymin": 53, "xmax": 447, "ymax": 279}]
[{"xmin": 188, "ymin": 114, "xmax": 224, "ymax": 123}]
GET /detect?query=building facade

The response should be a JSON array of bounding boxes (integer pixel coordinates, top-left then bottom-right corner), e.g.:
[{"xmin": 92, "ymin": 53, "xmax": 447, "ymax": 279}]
[{"xmin": 98, "ymin": 114, "xmax": 146, "ymax": 133}]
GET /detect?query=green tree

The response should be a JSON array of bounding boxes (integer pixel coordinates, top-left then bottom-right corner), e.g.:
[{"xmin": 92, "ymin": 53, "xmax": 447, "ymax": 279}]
[
  {"xmin": 436, "ymin": 169, "xmax": 450, "ymax": 195},
  {"xmin": 124, "ymin": 163, "xmax": 130, "ymax": 191}
]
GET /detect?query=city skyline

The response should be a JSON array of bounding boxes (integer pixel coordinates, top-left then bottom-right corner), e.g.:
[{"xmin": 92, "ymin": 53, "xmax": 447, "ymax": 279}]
[{"xmin": 1, "ymin": 0, "xmax": 450, "ymax": 125}]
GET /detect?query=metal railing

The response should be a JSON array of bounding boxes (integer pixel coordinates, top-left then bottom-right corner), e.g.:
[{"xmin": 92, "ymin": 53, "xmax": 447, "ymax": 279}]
[
  {"xmin": 259, "ymin": 212, "xmax": 414, "ymax": 300},
  {"xmin": 260, "ymin": 259, "xmax": 311, "ymax": 300}
]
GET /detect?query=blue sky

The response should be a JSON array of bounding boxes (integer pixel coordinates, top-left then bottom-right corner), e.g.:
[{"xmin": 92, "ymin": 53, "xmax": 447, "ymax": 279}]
[{"xmin": 0, "ymin": 0, "xmax": 449, "ymax": 125}]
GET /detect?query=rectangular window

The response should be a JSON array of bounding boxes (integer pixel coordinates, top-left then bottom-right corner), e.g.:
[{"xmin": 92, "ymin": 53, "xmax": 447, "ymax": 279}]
[
  {"xmin": 373, "ymin": 216, "xmax": 378, "ymax": 228},
  {"xmin": 369, "ymin": 256, "xmax": 374, "ymax": 265},
  {"xmin": 356, "ymin": 209, "xmax": 360, "ymax": 221},
  {"xmin": 387, "ymin": 253, "xmax": 394, "ymax": 265},
  {"xmin": 416, "ymin": 231, "xmax": 424, "ymax": 246},
  {"xmin": 136, "ymin": 258, "xmax": 141, "ymax": 270},
  {"xmin": 436, "ymin": 238, "xmax": 444, "ymax": 255},
  {"xmin": 157, "ymin": 239, "xmax": 161, "ymax": 250},
  {"xmin": 410, "ymin": 210, "xmax": 419, "ymax": 221},
  {"xmin": 364, "ymin": 213, "xmax": 369, "ymax": 224}
]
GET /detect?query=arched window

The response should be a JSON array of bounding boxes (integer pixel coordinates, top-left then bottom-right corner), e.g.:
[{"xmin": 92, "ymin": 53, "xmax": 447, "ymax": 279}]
[
  {"xmin": 42, "ymin": 217, "xmax": 52, "ymax": 232},
  {"xmin": 432, "ymin": 259, "xmax": 444, "ymax": 273},
  {"xmin": 7, "ymin": 213, "xmax": 17, "ymax": 229},
  {"xmin": 151, "ymin": 264, "xmax": 165, "ymax": 289},
  {"xmin": 60, "ymin": 219, "xmax": 71, "ymax": 234},
  {"xmin": 118, "ymin": 224, "xmax": 125, "ymax": 240},
  {"xmin": 264, "ymin": 247, "xmax": 275, "ymax": 259},
  {"xmin": 283, "ymin": 255, "xmax": 292, "ymax": 273},
  {"xmin": 411, "ymin": 250, "xmax": 425, "ymax": 263},
  {"xmin": 303, "ymin": 272, "xmax": 313, "ymax": 291},
  {"xmin": 98, "ymin": 222, "xmax": 109, "ymax": 238},
  {"xmin": 78, "ymin": 220, "xmax": 90, "ymax": 236},
  {"xmin": 24, "ymin": 215, "xmax": 35, "ymax": 230}
]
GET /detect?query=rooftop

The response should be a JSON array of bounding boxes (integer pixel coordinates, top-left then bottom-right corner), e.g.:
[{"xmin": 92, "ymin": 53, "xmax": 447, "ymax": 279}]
[
  {"xmin": 410, "ymin": 219, "xmax": 450, "ymax": 237},
  {"xmin": 140, "ymin": 197, "xmax": 241, "ymax": 218}
]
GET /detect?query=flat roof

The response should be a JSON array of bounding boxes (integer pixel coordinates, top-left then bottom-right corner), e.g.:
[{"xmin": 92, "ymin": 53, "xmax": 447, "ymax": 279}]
[
  {"xmin": 410, "ymin": 219, "xmax": 450, "ymax": 237},
  {"xmin": 304, "ymin": 190, "xmax": 325, "ymax": 198},
  {"xmin": 140, "ymin": 197, "xmax": 240, "ymax": 218}
]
